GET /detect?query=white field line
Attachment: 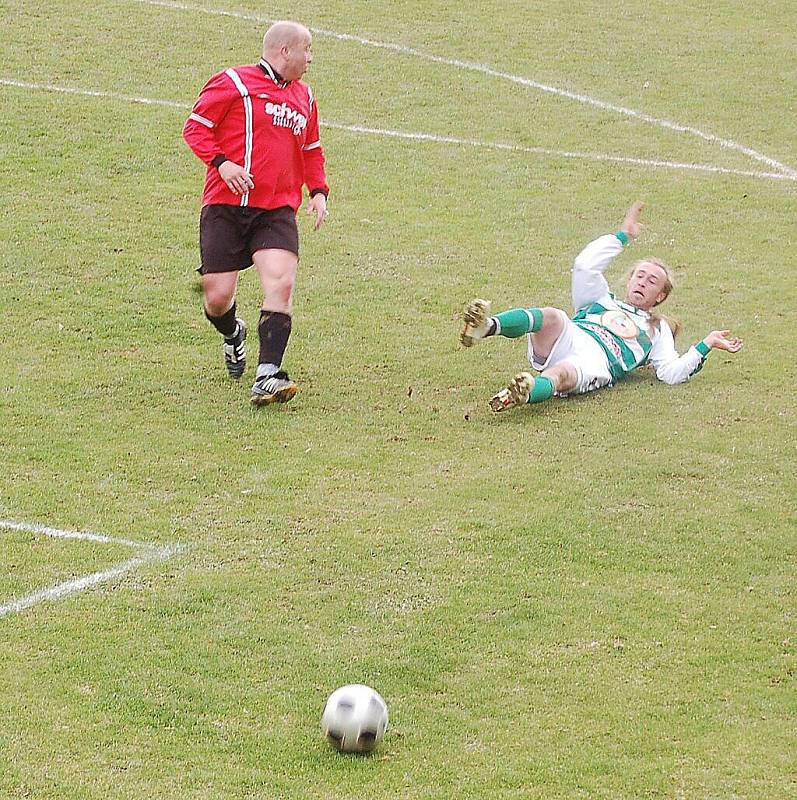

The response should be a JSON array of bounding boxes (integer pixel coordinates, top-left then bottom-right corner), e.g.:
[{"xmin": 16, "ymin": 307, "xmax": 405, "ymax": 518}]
[
  {"xmin": 133, "ymin": 0, "xmax": 797, "ymax": 179},
  {"xmin": 1, "ymin": 79, "xmax": 794, "ymax": 183},
  {"xmin": 323, "ymin": 122, "xmax": 797, "ymax": 182},
  {"xmin": 0, "ymin": 516, "xmax": 162, "ymax": 550},
  {"xmin": 0, "ymin": 519, "xmax": 184, "ymax": 619}
]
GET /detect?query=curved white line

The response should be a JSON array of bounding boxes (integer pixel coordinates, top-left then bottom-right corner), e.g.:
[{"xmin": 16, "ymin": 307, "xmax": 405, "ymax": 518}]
[
  {"xmin": 1, "ymin": 79, "xmax": 793, "ymax": 182},
  {"xmin": 323, "ymin": 122, "xmax": 796, "ymax": 182},
  {"xmin": 132, "ymin": 0, "xmax": 796, "ymax": 178}
]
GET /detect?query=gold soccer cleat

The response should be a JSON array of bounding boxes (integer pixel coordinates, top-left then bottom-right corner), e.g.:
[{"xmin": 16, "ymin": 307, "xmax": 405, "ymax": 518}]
[
  {"xmin": 488, "ymin": 372, "xmax": 533, "ymax": 412},
  {"xmin": 460, "ymin": 298, "xmax": 492, "ymax": 347}
]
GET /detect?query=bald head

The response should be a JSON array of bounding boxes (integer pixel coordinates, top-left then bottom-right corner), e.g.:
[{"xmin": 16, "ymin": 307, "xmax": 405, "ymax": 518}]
[
  {"xmin": 262, "ymin": 21, "xmax": 313, "ymax": 81},
  {"xmin": 263, "ymin": 21, "xmax": 311, "ymax": 58}
]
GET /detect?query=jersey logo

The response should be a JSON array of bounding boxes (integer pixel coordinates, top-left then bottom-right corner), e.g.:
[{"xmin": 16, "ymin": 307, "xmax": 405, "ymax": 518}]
[
  {"xmin": 264, "ymin": 101, "xmax": 307, "ymax": 135},
  {"xmin": 600, "ymin": 309, "xmax": 639, "ymax": 339},
  {"xmin": 578, "ymin": 322, "xmax": 623, "ymax": 359}
]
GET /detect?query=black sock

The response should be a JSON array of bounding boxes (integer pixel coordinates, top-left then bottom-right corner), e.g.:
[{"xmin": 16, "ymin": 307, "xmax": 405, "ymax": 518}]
[
  {"xmin": 205, "ymin": 303, "xmax": 238, "ymax": 339},
  {"xmin": 258, "ymin": 310, "xmax": 292, "ymax": 367}
]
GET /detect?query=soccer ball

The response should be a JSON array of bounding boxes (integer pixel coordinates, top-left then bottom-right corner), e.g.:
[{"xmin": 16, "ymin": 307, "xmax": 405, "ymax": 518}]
[{"xmin": 321, "ymin": 684, "xmax": 389, "ymax": 753}]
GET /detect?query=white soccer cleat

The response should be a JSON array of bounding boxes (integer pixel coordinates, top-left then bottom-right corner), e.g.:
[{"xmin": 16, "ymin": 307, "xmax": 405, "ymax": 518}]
[
  {"xmin": 250, "ymin": 370, "xmax": 298, "ymax": 406},
  {"xmin": 488, "ymin": 372, "xmax": 533, "ymax": 412},
  {"xmin": 460, "ymin": 298, "xmax": 492, "ymax": 347}
]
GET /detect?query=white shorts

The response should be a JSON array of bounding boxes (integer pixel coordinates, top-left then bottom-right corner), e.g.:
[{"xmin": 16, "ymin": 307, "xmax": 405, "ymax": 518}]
[{"xmin": 526, "ymin": 311, "xmax": 613, "ymax": 396}]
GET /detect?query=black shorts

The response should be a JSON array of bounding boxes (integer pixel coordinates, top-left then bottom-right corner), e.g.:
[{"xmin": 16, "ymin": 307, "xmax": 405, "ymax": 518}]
[{"xmin": 198, "ymin": 204, "xmax": 299, "ymax": 274}]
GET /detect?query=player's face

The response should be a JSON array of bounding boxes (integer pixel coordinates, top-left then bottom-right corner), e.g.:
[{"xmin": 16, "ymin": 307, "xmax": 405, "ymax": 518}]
[
  {"xmin": 283, "ymin": 34, "xmax": 313, "ymax": 81},
  {"xmin": 625, "ymin": 262, "xmax": 668, "ymax": 310}
]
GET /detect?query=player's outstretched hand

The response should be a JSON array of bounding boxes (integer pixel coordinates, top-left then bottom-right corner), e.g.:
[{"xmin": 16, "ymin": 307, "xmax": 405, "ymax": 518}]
[
  {"xmin": 704, "ymin": 330, "xmax": 744, "ymax": 353},
  {"xmin": 621, "ymin": 201, "xmax": 645, "ymax": 241}
]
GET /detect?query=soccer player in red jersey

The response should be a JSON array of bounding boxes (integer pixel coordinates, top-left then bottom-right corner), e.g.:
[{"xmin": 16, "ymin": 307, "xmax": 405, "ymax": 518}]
[{"xmin": 183, "ymin": 21, "xmax": 330, "ymax": 405}]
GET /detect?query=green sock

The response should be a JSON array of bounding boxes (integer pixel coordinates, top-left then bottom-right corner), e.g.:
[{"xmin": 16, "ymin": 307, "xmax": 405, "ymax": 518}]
[
  {"xmin": 528, "ymin": 375, "xmax": 555, "ymax": 404},
  {"xmin": 494, "ymin": 308, "xmax": 544, "ymax": 338}
]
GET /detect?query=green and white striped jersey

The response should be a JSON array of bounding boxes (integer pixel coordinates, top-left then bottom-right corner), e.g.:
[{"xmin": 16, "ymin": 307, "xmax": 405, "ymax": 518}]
[
  {"xmin": 570, "ymin": 234, "xmax": 709, "ymax": 385},
  {"xmin": 573, "ymin": 297, "xmax": 655, "ymax": 382}
]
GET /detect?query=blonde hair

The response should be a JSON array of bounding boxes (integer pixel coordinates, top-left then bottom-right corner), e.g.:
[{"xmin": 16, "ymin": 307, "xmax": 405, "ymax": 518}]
[{"xmin": 626, "ymin": 257, "xmax": 682, "ymax": 338}]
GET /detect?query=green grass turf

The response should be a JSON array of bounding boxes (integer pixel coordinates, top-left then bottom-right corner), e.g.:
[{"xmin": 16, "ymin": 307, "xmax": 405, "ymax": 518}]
[{"xmin": 0, "ymin": 0, "xmax": 795, "ymax": 797}]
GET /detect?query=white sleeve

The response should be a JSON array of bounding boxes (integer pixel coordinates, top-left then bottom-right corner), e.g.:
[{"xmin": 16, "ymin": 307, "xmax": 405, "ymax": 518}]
[
  {"xmin": 571, "ymin": 234, "xmax": 624, "ymax": 311},
  {"xmin": 649, "ymin": 320, "xmax": 707, "ymax": 384}
]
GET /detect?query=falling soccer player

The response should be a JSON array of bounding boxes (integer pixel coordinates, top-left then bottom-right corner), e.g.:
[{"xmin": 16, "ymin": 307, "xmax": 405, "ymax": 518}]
[{"xmin": 460, "ymin": 201, "xmax": 743, "ymax": 412}]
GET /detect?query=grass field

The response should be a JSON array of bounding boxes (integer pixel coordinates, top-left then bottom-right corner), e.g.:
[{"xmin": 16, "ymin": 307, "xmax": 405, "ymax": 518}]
[{"xmin": 1, "ymin": 1, "xmax": 795, "ymax": 797}]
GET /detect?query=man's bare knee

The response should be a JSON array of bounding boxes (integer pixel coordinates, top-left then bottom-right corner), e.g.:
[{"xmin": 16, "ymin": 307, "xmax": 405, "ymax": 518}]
[
  {"xmin": 255, "ymin": 251, "xmax": 298, "ymax": 312},
  {"xmin": 203, "ymin": 290, "xmax": 234, "ymax": 317},
  {"xmin": 529, "ymin": 308, "xmax": 567, "ymax": 361},
  {"xmin": 262, "ymin": 276, "xmax": 295, "ymax": 312},
  {"xmin": 540, "ymin": 307, "xmax": 566, "ymax": 334},
  {"xmin": 202, "ymin": 273, "xmax": 238, "ymax": 316},
  {"xmin": 273, "ymin": 277, "xmax": 295, "ymax": 304}
]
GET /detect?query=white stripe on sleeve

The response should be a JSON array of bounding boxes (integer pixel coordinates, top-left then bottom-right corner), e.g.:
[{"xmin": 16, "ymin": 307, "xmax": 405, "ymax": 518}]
[{"xmin": 189, "ymin": 112, "xmax": 215, "ymax": 128}]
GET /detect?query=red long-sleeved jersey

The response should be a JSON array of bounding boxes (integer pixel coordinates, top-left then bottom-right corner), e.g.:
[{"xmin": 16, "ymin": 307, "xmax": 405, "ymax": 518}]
[{"xmin": 183, "ymin": 60, "xmax": 329, "ymax": 211}]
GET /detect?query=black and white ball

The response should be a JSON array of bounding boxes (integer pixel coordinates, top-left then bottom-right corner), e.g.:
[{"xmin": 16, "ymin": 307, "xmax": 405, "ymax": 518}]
[{"xmin": 321, "ymin": 684, "xmax": 389, "ymax": 753}]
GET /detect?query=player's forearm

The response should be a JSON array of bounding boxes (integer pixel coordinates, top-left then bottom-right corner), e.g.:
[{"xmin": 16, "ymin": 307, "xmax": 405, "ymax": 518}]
[
  {"xmin": 302, "ymin": 148, "xmax": 329, "ymax": 197},
  {"xmin": 654, "ymin": 343, "xmax": 710, "ymax": 384},
  {"xmin": 571, "ymin": 233, "xmax": 624, "ymax": 309},
  {"xmin": 182, "ymin": 118, "xmax": 225, "ymax": 165},
  {"xmin": 183, "ymin": 82, "xmax": 233, "ymax": 165}
]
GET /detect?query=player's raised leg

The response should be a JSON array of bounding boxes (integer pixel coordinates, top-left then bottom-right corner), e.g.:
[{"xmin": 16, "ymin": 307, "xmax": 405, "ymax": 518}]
[{"xmin": 461, "ymin": 301, "xmax": 562, "ymax": 347}]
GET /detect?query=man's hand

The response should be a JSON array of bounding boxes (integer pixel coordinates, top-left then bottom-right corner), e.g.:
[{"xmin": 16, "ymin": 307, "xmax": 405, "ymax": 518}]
[
  {"xmin": 307, "ymin": 192, "xmax": 328, "ymax": 231},
  {"xmin": 704, "ymin": 330, "xmax": 744, "ymax": 353},
  {"xmin": 218, "ymin": 161, "xmax": 254, "ymax": 196},
  {"xmin": 621, "ymin": 201, "xmax": 645, "ymax": 241}
]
